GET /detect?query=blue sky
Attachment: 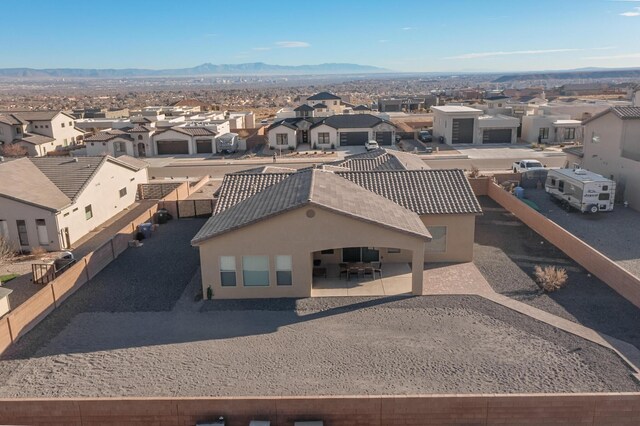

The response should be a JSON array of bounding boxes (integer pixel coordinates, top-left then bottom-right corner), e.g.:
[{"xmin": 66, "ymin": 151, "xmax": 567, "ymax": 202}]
[{"xmin": 2, "ymin": 0, "xmax": 639, "ymax": 72}]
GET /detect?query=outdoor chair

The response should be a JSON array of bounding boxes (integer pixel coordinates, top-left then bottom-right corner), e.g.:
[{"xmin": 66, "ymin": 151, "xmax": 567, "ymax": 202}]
[
  {"xmin": 339, "ymin": 263, "xmax": 348, "ymax": 279},
  {"xmin": 347, "ymin": 267, "xmax": 360, "ymax": 281},
  {"xmin": 363, "ymin": 266, "xmax": 374, "ymax": 279},
  {"xmin": 371, "ymin": 261, "xmax": 382, "ymax": 278}
]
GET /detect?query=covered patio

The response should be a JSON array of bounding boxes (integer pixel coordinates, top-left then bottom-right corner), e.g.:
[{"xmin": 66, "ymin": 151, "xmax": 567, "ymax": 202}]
[{"xmin": 312, "ymin": 262, "xmax": 412, "ymax": 296}]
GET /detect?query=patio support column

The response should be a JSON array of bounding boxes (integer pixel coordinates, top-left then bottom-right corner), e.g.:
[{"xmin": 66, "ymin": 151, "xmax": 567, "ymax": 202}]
[{"xmin": 411, "ymin": 248, "xmax": 424, "ymax": 295}]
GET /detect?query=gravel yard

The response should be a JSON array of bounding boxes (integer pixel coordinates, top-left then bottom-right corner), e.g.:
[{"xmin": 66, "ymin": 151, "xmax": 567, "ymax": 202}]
[
  {"xmin": 474, "ymin": 196, "xmax": 640, "ymax": 349},
  {"xmin": 0, "ymin": 213, "xmax": 638, "ymax": 397},
  {"xmin": 524, "ymin": 188, "xmax": 640, "ymax": 278}
]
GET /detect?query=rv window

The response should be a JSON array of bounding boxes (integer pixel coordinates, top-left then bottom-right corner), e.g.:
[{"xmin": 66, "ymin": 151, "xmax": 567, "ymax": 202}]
[
  {"xmin": 598, "ymin": 193, "xmax": 610, "ymax": 201},
  {"xmin": 558, "ymin": 181, "xmax": 564, "ymax": 192},
  {"xmin": 602, "ymin": 185, "xmax": 608, "ymax": 191}
]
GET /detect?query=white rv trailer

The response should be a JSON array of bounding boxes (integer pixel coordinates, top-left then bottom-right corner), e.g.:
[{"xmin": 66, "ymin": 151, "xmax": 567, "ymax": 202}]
[
  {"xmin": 216, "ymin": 133, "xmax": 239, "ymax": 154},
  {"xmin": 545, "ymin": 168, "xmax": 615, "ymax": 213}
]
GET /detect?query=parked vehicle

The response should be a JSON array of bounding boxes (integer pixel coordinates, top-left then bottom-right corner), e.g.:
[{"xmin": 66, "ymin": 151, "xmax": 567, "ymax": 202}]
[
  {"xmin": 216, "ymin": 133, "xmax": 239, "ymax": 154},
  {"xmin": 365, "ymin": 140, "xmax": 379, "ymax": 151},
  {"xmin": 418, "ymin": 130, "xmax": 432, "ymax": 142},
  {"xmin": 545, "ymin": 168, "xmax": 616, "ymax": 213},
  {"xmin": 513, "ymin": 159, "xmax": 545, "ymax": 173}
]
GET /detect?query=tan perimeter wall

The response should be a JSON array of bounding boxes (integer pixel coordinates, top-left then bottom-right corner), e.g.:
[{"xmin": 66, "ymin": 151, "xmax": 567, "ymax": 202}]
[
  {"xmin": 0, "ymin": 393, "xmax": 639, "ymax": 425},
  {"xmin": 486, "ymin": 181, "xmax": 640, "ymax": 308}
]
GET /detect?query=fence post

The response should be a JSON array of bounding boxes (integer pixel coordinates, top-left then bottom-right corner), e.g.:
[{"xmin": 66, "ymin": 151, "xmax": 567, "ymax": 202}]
[
  {"xmin": 5, "ymin": 316, "xmax": 14, "ymax": 343},
  {"xmin": 51, "ymin": 283, "xmax": 57, "ymax": 306},
  {"xmin": 110, "ymin": 238, "xmax": 116, "ymax": 259}
]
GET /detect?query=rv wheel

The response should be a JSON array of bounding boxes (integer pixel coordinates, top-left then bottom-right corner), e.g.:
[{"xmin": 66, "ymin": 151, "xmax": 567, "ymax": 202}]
[{"xmin": 589, "ymin": 205, "xmax": 599, "ymax": 214}]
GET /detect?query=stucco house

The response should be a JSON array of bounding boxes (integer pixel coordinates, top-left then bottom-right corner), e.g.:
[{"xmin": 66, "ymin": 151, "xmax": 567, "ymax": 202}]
[
  {"xmin": 0, "ymin": 110, "xmax": 84, "ymax": 156},
  {"xmin": 0, "ymin": 155, "xmax": 148, "ymax": 252},
  {"xmin": 432, "ymin": 106, "xmax": 519, "ymax": 145},
  {"xmin": 267, "ymin": 113, "xmax": 397, "ymax": 150},
  {"xmin": 191, "ymin": 155, "xmax": 481, "ymax": 299},
  {"xmin": 582, "ymin": 106, "xmax": 640, "ymax": 210}
]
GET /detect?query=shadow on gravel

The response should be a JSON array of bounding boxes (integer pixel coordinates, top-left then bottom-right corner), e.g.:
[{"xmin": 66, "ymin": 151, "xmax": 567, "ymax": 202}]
[{"xmin": 474, "ymin": 196, "xmax": 640, "ymax": 349}]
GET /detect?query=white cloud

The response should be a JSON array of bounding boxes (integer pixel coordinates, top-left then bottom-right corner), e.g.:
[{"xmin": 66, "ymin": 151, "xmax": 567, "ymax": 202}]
[
  {"xmin": 446, "ymin": 47, "xmax": 614, "ymax": 59},
  {"xmin": 401, "ymin": 27, "xmax": 413, "ymax": 30},
  {"xmin": 620, "ymin": 9, "xmax": 640, "ymax": 15},
  {"xmin": 584, "ymin": 52, "xmax": 640, "ymax": 59},
  {"xmin": 275, "ymin": 41, "xmax": 310, "ymax": 48}
]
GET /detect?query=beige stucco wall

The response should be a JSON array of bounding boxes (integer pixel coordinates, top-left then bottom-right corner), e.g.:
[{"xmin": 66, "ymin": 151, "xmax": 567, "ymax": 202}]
[
  {"xmin": 583, "ymin": 113, "xmax": 640, "ymax": 210},
  {"xmin": 0, "ymin": 296, "xmax": 10, "ymax": 317},
  {"xmin": 0, "ymin": 197, "xmax": 60, "ymax": 251},
  {"xmin": 196, "ymin": 206, "xmax": 427, "ymax": 299},
  {"xmin": 268, "ymin": 126, "xmax": 296, "ymax": 150},
  {"xmin": 55, "ymin": 161, "xmax": 148, "ymax": 247},
  {"xmin": 421, "ymin": 214, "xmax": 476, "ymax": 262}
]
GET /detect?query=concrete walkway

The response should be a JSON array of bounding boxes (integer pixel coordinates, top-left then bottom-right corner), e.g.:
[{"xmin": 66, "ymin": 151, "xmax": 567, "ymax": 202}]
[
  {"xmin": 425, "ymin": 262, "xmax": 640, "ymax": 380},
  {"xmin": 311, "ymin": 263, "xmax": 412, "ymax": 297}
]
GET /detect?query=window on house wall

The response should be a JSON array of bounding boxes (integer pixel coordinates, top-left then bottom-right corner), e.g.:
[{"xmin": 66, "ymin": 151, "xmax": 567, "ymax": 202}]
[
  {"xmin": 425, "ymin": 226, "xmax": 447, "ymax": 253},
  {"xmin": 35, "ymin": 219, "xmax": 49, "ymax": 246},
  {"xmin": 0, "ymin": 220, "xmax": 8, "ymax": 240},
  {"xmin": 85, "ymin": 205, "xmax": 93, "ymax": 220},
  {"xmin": 61, "ymin": 123, "xmax": 65, "ymax": 128},
  {"xmin": 119, "ymin": 187, "xmax": 127, "ymax": 198},
  {"xmin": 138, "ymin": 135, "xmax": 143, "ymax": 140},
  {"xmin": 275, "ymin": 133, "xmax": 288, "ymax": 145},
  {"xmin": 242, "ymin": 255, "xmax": 269, "ymax": 286},
  {"xmin": 318, "ymin": 132, "xmax": 330, "ymax": 144},
  {"xmin": 16, "ymin": 220, "xmax": 28, "ymax": 246},
  {"xmin": 220, "ymin": 256, "xmax": 236, "ymax": 286},
  {"xmin": 276, "ymin": 255, "xmax": 292, "ymax": 286},
  {"xmin": 320, "ymin": 249, "xmax": 334, "ymax": 254},
  {"xmin": 539, "ymin": 127, "xmax": 549, "ymax": 140},
  {"xmin": 16, "ymin": 127, "xmax": 21, "ymax": 134},
  {"xmin": 387, "ymin": 248, "xmax": 401, "ymax": 254},
  {"xmin": 564, "ymin": 127, "xmax": 575, "ymax": 140},
  {"xmin": 114, "ymin": 142, "xmax": 126, "ymax": 153},
  {"xmin": 69, "ymin": 121, "xmax": 72, "ymax": 126}
]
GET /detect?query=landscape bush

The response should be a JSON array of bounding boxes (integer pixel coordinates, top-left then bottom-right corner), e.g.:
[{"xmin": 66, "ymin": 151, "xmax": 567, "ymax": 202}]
[
  {"xmin": 30, "ymin": 246, "xmax": 47, "ymax": 259},
  {"xmin": 0, "ymin": 237, "xmax": 15, "ymax": 265},
  {"xmin": 534, "ymin": 265, "xmax": 568, "ymax": 292}
]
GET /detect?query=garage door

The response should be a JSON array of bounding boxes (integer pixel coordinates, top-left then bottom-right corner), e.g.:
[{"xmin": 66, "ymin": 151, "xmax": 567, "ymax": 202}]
[
  {"xmin": 339, "ymin": 131, "xmax": 369, "ymax": 146},
  {"xmin": 482, "ymin": 129, "xmax": 512, "ymax": 144},
  {"xmin": 375, "ymin": 131, "xmax": 393, "ymax": 145},
  {"xmin": 157, "ymin": 140, "xmax": 189, "ymax": 155},
  {"xmin": 452, "ymin": 118, "xmax": 474, "ymax": 144},
  {"xmin": 196, "ymin": 139, "xmax": 213, "ymax": 153}
]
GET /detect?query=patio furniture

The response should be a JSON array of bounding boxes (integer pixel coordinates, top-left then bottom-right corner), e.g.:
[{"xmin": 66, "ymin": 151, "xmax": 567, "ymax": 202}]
[
  {"xmin": 347, "ymin": 266, "xmax": 361, "ymax": 281},
  {"xmin": 339, "ymin": 262, "xmax": 348, "ymax": 279},
  {"xmin": 363, "ymin": 266, "xmax": 374, "ymax": 279},
  {"xmin": 313, "ymin": 266, "xmax": 327, "ymax": 278},
  {"xmin": 371, "ymin": 261, "xmax": 382, "ymax": 278}
]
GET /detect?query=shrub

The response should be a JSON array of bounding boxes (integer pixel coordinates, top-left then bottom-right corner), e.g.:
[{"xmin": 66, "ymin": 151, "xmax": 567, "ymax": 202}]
[
  {"xmin": 1, "ymin": 143, "xmax": 27, "ymax": 157},
  {"xmin": 30, "ymin": 246, "xmax": 47, "ymax": 259},
  {"xmin": 0, "ymin": 237, "xmax": 15, "ymax": 265},
  {"xmin": 534, "ymin": 265, "xmax": 568, "ymax": 292},
  {"xmin": 468, "ymin": 165, "xmax": 480, "ymax": 178}
]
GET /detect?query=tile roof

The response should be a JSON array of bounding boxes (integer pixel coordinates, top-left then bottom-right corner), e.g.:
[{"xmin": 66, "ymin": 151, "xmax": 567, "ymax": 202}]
[
  {"xmin": 214, "ymin": 172, "xmax": 292, "ymax": 214},
  {"xmin": 192, "ymin": 169, "xmax": 431, "ymax": 244},
  {"xmin": 612, "ymin": 106, "xmax": 640, "ymax": 119},
  {"xmin": 111, "ymin": 155, "xmax": 149, "ymax": 170},
  {"xmin": 30, "ymin": 156, "xmax": 108, "ymax": 201},
  {"xmin": 128, "ymin": 124, "xmax": 153, "ymax": 132},
  {"xmin": 0, "ymin": 157, "xmax": 71, "ymax": 210},
  {"xmin": 155, "ymin": 127, "xmax": 217, "ymax": 137},
  {"xmin": 336, "ymin": 169, "xmax": 482, "ymax": 215},
  {"xmin": 307, "ymin": 92, "xmax": 341, "ymax": 101},
  {"xmin": 328, "ymin": 148, "xmax": 428, "ymax": 172},
  {"xmin": 0, "ymin": 110, "xmax": 74, "ymax": 122},
  {"xmin": 17, "ymin": 133, "xmax": 56, "ymax": 145},
  {"xmin": 294, "ymin": 104, "xmax": 314, "ymax": 112},
  {"xmin": 313, "ymin": 103, "xmax": 328, "ymax": 109},
  {"xmin": 353, "ymin": 105, "xmax": 371, "ymax": 111},
  {"xmin": 235, "ymin": 165, "xmax": 297, "ymax": 174},
  {"xmin": 85, "ymin": 129, "xmax": 133, "ymax": 142},
  {"xmin": 0, "ymin": 113, "xmax": 26, "ymax": 125},
  {"xmin": 317, "ymin": 114, "xmax": 391, "ymax": 129}
]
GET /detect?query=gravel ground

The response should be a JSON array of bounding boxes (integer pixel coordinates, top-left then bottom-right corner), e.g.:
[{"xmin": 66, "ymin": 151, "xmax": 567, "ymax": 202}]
[
  {"xmin": 1, "ymin": 213, "xmax": 637, "ymax": 397},
  {"xmin": 474, "ymin": 196, "xmax": 640, "ymax": 349},
  {"xmin": 0, "ymin": 295, "xmax": 637, "ymax": 397},
  {"xmin": 524, "ymin": 188, "xmax": 640, "ymax": 278}
]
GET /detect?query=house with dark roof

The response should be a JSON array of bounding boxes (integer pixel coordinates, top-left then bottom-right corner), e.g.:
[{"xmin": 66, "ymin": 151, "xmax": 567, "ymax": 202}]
[
  {"xmin": 268, "ymin": 113, "xmax": 397, "ymax": 149},
  {"xmin": 0, "ymin": 155, "xmax": 148, "ymax": 251},
  {"xmin": 191, "ymin": 166, "xmax": 481, "ymax": 298},
  {"xmin": 582, "ymin": 106, "xmax": 640, "ymax": 210},
  {"xmin": 0, "ymin": 110, "xmax": 84, "ymax": 156}
]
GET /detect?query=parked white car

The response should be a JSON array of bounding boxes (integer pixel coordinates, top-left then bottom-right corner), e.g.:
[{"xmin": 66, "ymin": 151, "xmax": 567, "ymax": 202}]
[{"xmin": 365, "ymin": 140, "xmax": 379, "ymax": 151}]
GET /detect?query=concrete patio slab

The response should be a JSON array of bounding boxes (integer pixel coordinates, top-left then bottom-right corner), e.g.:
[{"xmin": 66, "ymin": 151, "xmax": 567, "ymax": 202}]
[{"xmin": 311, "ymin": 263, "xmax": 411, "ymax": 297}]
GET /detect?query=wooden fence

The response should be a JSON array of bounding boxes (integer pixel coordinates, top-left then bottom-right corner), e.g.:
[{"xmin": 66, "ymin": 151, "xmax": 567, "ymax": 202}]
[{"xmin": 0, "ymin": 178, "xmax": 201, "ymax": 355}]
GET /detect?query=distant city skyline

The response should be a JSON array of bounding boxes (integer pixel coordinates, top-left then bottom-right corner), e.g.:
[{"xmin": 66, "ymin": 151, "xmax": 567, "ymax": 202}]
[{"xmin": 2, "ymin": 0, "xmax": 639, "ymax": 73}]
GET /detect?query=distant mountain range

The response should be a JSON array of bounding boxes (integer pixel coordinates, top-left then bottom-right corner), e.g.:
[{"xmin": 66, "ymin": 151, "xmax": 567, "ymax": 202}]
[
  {"xmin": 494, "ymin": 68, "xmax": 640, "ymax": 83},
  {"xmin": 0, "ymin": 62, "xmax": 389, "ymax": 78}
]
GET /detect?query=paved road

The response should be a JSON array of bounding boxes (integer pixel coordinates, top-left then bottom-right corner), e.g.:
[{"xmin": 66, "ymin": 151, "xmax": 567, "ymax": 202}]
[{"xmin": 423, "ymin": 155, "xmax": 566, "ymax": 171}]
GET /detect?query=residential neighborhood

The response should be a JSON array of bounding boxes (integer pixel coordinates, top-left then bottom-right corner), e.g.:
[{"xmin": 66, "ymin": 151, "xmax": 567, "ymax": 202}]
[{"xmin": 1, "ymin": 1, "xmax": 640, "ymax": 424}]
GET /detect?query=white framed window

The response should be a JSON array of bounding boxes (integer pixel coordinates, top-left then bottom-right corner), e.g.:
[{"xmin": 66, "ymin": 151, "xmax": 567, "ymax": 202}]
[
  {"xmin": 243, "ymin": 255, "xmax": 269, "ymax": 286},
  {"xmin": 539, "ymin": 127, "xmax": 549, "ymax": 140},
  {"xmin": 275, "ymin": 255, "xmax": 292, "ymax": 286},
  {"xmin": 119, "ymin": 187, "xmax": 127, "ymax": 198},
  {"xmin": 220, "ymin": 256, "xmax": 236, "ymax": 287},
  {"xmin": 85, "ymin": 205, "xmax": 93, "ymax": 220},
  {"xmin": 564, "ymin": 127, "xmax": 575, "ymax": 140},
  {"xmin": 425, "ymin": 226, "xmax": 447, "ymax": 253},
  {"xmin": 275, "ymin": 133, "xmax": 288, "ymax": 146},
  {"xmin": 36, "ymin": 219, "xmax": 49, "ymax": 246},
  {"xmin": 0, "ymin": 219, "xmax": 9, "ymax": 240}
]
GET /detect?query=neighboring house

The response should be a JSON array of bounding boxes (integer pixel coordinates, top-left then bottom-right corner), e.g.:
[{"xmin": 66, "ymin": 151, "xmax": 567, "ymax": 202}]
[
  {"xmin": 0, "ymin": 155, "xmax": 148, "ymax": 252},
  {"xmin": 0, "ymin": 110, "xmax": 84, "ymax": 156},
  {"xmin": 267, "ymin": 113, "xmax": 397, "ymax": 149},
  {"xmin": 85, "ymin": 125, "xmax": 155, "ymax": 157},
  {"xmin": 582, "ymin": 106, "xmax": 640, "ymax": 210},
  {"xmin": 432, "ymin": 106, "xmax": 519, "ymax": 145},
  {"xmin": 521, "ymin": 114, "xmax": 582, "ymax": 144},
  {"xmin": 152, "ymin": 126, "xmax": 219, "ymax": 155},
  {"xmin": 191, "ymin": 164, "xmax": 481, "ymax": 299},
  {"xmin": 378, "ymin": 96, "xmax": 437, "ymax": 112}
]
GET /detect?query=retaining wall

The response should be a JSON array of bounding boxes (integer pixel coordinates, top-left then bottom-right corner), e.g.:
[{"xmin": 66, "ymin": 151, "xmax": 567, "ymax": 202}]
[{"xmin": 0, "ymin": 393, "xmax": 639, "ymax": 425}]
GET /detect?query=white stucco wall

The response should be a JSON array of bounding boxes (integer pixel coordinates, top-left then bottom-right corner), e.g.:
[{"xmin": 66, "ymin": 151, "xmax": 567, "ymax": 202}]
[
  {"xmin": 0, "ymin": 197, "xmax": 60, "ymax": 251},
  {"xmin": 268, "ymin": 126, "xmax": 296, "ymax": 149}
]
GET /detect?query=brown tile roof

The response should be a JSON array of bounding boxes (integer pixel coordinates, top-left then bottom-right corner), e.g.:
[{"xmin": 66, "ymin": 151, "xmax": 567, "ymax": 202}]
[
  {"xmin": 0, "ymin": 113, "xmax": 27, "ymax": 125},
  {"xmin": 128, "ymin": 124, "xmax": 153, "ymax": 133},
  {"xmin": 583, "ymin": 106, "xmax": 640, "ymax": 124},
  {"xmin": 0, "ymin": 110, "xmax": 73, "ymax": 122},
  {"xmin": 85, "ymin": 129, "xmax": 133, "ymax": 142},
  {"xmin": 0, "ymin": 157, "xmax": 71, "ymax": 210},
  {"xmin": 337, "ymin": 169, "xmax": 482, "ymax": 215},
  {"xmin": 214, "ymin": 172, "xmax": 292, "ymax": 214},
  {"xmin": 154, "ymin": 127, "xmax": 217, "ymax": 137},
  {"xmin": 16, "ymin": 133, "xmax": 56, "ymax": 145},
  {"xmin": 192, "ymin": 169, "xmax": 431, "ymax": 244},
  {"xmin": 328, "ymin": 148, "xmax": 428, "ymax": 172}
]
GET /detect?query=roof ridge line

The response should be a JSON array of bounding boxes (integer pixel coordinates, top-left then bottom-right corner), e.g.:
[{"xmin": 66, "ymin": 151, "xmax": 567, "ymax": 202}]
[{"xmin": 307, "ymin": 168, "xmax": 316, "ymax": 201}]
